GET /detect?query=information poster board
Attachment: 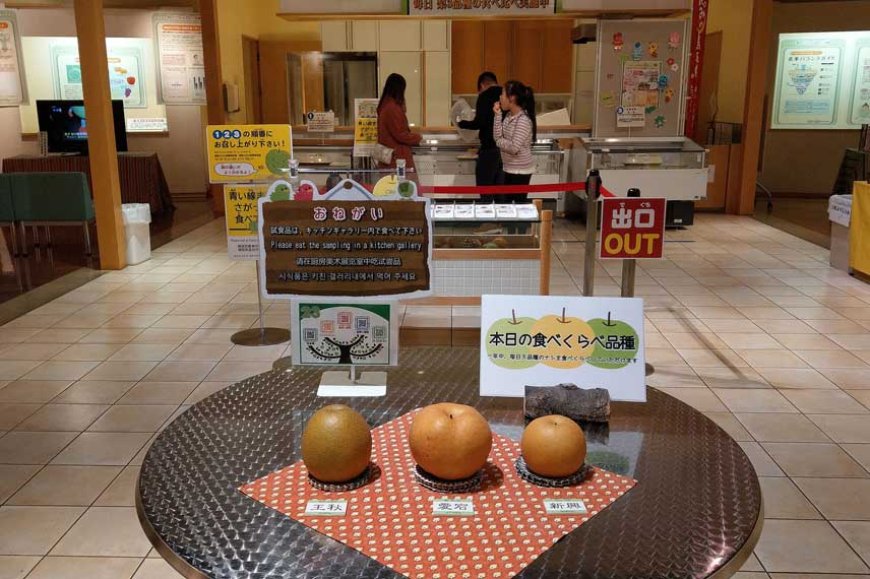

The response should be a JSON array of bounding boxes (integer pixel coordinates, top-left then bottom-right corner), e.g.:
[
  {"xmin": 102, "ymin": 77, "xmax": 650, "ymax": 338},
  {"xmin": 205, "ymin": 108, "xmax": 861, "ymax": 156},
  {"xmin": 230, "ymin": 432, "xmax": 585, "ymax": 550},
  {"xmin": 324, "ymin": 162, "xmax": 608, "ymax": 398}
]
[
  {"xmin": 51, "ymin": 41, "xmax": 145, "ymax": 107},
  {"xmin": 224, "ymin": 184, "xmax": 267, "ymax": 260},
  {"xmin": 353, "ymin": 98, "xmax": 378, "ymax": 157},
  {"xmin": 594, "ymin": 19, "xmax": 689, "ymax": 138},
  {"xmin": 772, "ymin": 31, "xmax": 870, "ymax": 130},
  {"xmin": 291, "ymin": 302, "xmax": 399, "ymax": 366},
  {"xmin": 773, "ymin": 35, "xmax": 844, "ymax": 128},
  {"xmin": 206, "ymin": 124, "xmax": 292, "ymax": 183},
  {"xmin": 0, "ymin": 10, "xmax": 26, "ymax": 106},
  {"xmin": 153, "ymin": 13, "xmax": 206, "ymax": 105},
  {"xmin": 480, "ymin": 295, "xmax": 646, "ymax": 402},
  {"xmin": 260, "ymin": 199, "xmax": 431, "ymax": 298}
]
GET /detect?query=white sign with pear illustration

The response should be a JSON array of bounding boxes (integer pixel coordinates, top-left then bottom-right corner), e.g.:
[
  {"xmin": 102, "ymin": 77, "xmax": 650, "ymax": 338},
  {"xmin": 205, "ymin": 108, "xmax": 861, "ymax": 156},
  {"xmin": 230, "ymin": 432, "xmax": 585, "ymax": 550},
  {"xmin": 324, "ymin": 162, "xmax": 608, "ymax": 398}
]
[{"xmin": 480, "ymin": 295, "xmax": 646, "ymax": 402}]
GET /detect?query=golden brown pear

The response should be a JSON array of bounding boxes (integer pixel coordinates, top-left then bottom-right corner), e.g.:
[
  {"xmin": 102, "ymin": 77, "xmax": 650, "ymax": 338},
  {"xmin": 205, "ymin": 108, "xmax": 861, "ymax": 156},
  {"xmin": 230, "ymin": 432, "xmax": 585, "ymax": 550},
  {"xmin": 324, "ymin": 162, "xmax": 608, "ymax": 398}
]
[
  {"xmin": 409, "ymin": 403, "xmax": 493, "ymax": 480},
  {"xmin": 521, "ymin": 415, "xmax": 587, "ymax": 478},
  {"xmin": 301, "ymin": 404, "xmax": 372, "ymax": 483}
]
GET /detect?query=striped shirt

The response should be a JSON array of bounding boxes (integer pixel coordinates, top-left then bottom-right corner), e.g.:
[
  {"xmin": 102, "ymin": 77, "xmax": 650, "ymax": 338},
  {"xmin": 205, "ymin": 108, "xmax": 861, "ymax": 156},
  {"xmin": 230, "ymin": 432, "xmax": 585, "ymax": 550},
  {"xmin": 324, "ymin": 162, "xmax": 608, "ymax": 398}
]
[{"xmin": 494, "ymin": 110, "xmax": 535, "ymax": 174}]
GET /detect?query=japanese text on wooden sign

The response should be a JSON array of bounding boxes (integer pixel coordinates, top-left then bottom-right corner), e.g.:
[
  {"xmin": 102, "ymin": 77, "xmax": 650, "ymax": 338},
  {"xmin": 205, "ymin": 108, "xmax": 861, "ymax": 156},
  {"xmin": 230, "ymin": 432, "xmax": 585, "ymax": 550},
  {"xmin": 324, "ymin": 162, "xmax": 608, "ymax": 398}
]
[
  {"xmin": 260, "ymin": 200, "xmax": 432, "ymax": 299},
  {"xmin": 224, "ymin": 184, "xmax": 267, "ymax": 260},
  {"xmin": 206, "ymin": 124, "xmax": 292, "ymax": 183},
  {"xmin": 599, "ymin": 197, "xmax": 666, "ymax": 259}
]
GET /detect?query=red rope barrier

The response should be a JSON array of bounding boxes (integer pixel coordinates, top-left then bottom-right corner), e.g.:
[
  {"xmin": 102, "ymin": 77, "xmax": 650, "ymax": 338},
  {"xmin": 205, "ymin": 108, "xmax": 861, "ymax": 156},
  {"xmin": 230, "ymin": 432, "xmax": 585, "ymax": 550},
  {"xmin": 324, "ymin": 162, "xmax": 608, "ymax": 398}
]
[{"xmin": 419, "ymin": 182, "xmax": 616, "ymax": 197}]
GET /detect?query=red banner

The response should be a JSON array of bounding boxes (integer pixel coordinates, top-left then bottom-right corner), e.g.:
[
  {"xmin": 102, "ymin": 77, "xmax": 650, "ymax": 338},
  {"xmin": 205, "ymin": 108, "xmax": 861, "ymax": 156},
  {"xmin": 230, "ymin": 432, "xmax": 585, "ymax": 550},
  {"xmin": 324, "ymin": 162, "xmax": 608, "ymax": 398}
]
[{"xmin": 684, "ymin": 0, "xmax": 709, "ymax": 140}]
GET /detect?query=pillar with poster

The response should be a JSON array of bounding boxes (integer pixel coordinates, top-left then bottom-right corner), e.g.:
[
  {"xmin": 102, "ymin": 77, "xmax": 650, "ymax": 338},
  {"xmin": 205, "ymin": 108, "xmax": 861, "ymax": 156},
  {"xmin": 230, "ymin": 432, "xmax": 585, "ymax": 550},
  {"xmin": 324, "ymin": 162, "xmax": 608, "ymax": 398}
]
[{"xmin": 258, "ymin": 162, "xmax": 433, "ymax": 396}]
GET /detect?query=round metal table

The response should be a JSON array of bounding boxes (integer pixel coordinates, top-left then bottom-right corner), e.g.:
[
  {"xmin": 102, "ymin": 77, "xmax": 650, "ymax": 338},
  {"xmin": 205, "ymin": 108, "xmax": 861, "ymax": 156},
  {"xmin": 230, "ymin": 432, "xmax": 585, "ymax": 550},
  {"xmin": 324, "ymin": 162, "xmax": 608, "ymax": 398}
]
[{"xmin": 137, "ymin": 347, "xmax": 762, "ymax": 579}]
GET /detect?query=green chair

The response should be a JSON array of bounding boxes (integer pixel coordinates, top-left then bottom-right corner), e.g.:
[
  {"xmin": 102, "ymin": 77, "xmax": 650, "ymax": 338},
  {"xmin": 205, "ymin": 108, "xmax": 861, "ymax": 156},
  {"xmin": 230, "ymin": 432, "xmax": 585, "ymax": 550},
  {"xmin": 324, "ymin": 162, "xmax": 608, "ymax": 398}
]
[
  {"xmin": 9, "ymin": 172, "xmax": 96, "ymax": 256},
  {"xmin": 0, "ymin": 174, "xmax": 17, "ymax": 257}
]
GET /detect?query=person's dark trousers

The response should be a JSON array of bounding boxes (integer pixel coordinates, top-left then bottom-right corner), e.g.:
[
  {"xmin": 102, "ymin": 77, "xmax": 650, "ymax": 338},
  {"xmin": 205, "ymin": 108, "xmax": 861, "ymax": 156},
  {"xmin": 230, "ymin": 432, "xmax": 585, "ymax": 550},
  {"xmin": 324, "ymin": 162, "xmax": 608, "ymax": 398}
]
[
  {"xmin": 476, "ymin": 148, "xmax": 504, "ymax": 203},
  {"xmin": 503, "ymin": 172, "xmax": 531, "ymax": 204}
]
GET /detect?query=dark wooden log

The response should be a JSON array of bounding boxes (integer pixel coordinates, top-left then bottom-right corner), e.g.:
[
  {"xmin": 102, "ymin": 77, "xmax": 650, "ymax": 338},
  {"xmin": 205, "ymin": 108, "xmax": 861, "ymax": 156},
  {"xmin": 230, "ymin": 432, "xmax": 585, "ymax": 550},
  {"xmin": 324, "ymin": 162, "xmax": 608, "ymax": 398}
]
[{"xmin": 524, "ymin": 384, "xmax": 611, "ymax": 423}]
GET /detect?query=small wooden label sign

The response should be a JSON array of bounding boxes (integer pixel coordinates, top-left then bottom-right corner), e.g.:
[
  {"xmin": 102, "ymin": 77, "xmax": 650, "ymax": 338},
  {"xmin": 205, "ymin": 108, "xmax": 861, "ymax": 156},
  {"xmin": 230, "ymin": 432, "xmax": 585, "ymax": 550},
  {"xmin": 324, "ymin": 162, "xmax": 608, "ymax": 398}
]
[{"xmin": 261, "ymin": 200, "xmax": 431, "ymax": 298}]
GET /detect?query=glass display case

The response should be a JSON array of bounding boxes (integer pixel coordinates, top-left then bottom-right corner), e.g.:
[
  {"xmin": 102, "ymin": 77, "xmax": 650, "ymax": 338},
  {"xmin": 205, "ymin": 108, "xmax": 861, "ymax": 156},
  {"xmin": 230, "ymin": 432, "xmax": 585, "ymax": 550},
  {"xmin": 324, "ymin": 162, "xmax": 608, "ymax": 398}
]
[
  {"xmin": 413, "ymin": 138, "xmax": 569, "ymax": 208},
  {"xmin": 580, "ymin": 137, "xmax": 708, "ymax": 227},
  {"xmin": 431, "ymin": 202, "xmax": 541, "ymax": 250}
]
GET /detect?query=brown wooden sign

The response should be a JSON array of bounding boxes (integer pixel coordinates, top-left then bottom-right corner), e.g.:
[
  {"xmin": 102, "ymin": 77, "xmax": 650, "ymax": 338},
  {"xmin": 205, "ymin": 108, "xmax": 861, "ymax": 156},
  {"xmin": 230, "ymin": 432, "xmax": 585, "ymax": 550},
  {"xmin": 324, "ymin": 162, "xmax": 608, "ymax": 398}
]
[{"xmin": 261, "ymin": 200, "xmax": 431, "ymax": 297}]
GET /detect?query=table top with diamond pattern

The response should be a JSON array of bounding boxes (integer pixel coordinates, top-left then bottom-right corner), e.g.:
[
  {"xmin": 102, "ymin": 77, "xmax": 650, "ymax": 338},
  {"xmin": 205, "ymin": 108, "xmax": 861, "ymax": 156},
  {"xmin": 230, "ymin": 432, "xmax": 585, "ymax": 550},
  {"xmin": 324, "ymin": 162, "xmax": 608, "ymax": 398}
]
[{"xmin": 137, "ymin": 347, "xmax": 762, "ymax": 579}]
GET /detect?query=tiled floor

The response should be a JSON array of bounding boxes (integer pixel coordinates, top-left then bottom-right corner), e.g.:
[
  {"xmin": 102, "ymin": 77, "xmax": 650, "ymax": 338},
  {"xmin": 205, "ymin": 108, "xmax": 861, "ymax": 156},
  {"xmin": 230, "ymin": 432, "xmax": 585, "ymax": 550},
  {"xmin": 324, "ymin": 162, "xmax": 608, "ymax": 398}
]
[{"xmin": 0, "ymin": 214, "xmax": 868, "ymax": 578}]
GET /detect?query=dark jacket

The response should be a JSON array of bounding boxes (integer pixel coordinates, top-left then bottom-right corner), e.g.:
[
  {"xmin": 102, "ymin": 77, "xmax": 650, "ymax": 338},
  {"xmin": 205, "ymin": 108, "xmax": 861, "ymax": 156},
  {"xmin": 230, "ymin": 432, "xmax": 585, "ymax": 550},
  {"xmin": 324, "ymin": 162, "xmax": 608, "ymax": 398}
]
[
  {"xmin": 458, "ymin": 85, "xmax": 502, "ymax": 151},
  {"xmin": 377, "ymin": 97, "xmax": 422, "ymax": 170}
]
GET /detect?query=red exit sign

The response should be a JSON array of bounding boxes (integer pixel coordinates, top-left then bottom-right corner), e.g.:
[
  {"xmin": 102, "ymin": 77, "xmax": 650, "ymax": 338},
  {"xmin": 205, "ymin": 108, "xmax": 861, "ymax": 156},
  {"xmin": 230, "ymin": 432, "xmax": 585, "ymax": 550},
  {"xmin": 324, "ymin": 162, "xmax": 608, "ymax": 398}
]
[{"xmin": 599, "ymin": 197, "xmax": 666, "ymax": 259}]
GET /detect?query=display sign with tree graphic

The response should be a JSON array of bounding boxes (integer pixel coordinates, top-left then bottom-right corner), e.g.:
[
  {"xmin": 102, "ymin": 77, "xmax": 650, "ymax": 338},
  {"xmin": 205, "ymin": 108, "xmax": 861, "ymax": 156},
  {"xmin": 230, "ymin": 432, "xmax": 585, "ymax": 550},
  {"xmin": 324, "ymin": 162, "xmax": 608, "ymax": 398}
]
[{"xmin": 292, "ymin": 303, "xmax": 397, "ymax": 367}]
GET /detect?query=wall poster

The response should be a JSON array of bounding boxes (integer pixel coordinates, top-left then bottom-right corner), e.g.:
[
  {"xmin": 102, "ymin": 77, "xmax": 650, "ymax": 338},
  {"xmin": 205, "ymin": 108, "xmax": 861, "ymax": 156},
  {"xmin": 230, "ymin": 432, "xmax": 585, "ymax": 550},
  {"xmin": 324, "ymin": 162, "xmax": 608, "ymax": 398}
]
[
  {"xmin": 771, "ymin": 31, "xmax": 870, "ymax": 130},
  {"xmin": 621, "ymin": 61, "xmax": 661, "ymax": 110},
  {"xmin": 153, "ymin": 13, "xmax": 206, "ymax": 105},
  {"xmin": 50, "ymin": 41, "xmax": 145, "ymax": 108},
  {"xmin": 773, "ymin": 36, "xmax": 844, "ymax": 127},
  {"xmin": 0, "ymin": 9, "xmax": 25, "ymax": 106},
  {"xmin": 851, "ymin": 39, "xmax": 870, "ymax": 125}
]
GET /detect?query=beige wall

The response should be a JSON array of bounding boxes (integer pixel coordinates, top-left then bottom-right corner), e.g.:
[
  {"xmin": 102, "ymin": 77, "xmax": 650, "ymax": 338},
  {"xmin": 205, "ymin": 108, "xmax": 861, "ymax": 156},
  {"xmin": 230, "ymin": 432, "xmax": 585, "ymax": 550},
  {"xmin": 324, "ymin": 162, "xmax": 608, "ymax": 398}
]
[
  {"xmin": 216, "ymin": 0, "xmax": 319, "ymax": 124},
  {"xmin": 1, "ymin": 7, "xmax": 207, "ymax": 195},
  {"xmin": 760, "ymin": 2, "xmax": 870, "ymax": 195},
  {"xmin": 706, "ymin": 0, "xmax": 752, "ymax": 124}
]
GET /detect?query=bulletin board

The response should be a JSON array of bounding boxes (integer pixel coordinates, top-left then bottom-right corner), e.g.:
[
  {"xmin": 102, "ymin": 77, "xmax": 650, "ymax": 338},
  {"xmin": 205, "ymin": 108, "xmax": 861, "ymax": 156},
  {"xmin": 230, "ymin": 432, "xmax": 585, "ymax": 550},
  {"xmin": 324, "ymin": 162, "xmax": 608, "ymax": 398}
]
[
  {"xmin": 772, "ymin": 31, "xmax": 870, "ymax": 130},
  {"xmin": 593, "ymin": 19, "xmax": 689, "ymax": 138},
  {"xmin": 18, "ymin": 36, "xmax": 167, "ymax": 134}
]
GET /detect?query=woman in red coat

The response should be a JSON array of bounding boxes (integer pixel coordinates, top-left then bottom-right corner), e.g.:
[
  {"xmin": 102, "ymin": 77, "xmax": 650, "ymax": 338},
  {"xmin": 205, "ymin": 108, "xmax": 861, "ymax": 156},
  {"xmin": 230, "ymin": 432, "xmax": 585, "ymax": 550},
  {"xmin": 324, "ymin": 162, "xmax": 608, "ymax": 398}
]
[{"xmin": 377, "ymin": 73, "xmax": 422, "ymax": 177}]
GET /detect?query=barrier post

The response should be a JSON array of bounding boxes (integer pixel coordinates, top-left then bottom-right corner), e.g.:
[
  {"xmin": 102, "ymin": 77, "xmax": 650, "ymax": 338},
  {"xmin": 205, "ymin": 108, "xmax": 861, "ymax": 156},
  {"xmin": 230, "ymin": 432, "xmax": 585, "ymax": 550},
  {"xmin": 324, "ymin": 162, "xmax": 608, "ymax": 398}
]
[
  {"xmin": 620, "ymin": 188, "xmax": 641, "ymax": 298},
  {"xmin": 583, "ymin": 170, "xmax": 601, "ymax": 296}
]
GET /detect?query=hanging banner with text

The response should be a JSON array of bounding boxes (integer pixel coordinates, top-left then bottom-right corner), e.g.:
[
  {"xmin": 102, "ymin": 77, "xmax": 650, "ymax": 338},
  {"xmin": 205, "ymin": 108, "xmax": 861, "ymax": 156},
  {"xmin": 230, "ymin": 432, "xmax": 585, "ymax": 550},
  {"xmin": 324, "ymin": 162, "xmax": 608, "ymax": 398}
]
[
  {"xmin": 259, "ymin": 199, "xmax": 432, "ymax": 300},
  {"xmin": 206, "ymin": 124, "xmax": 292, "ymax": 183},
  {"xmin": 599, "ymin": 197, "xmax": 666, "ymax": 259},
  {"xmin": 0, "ymin": 10, "xmax": 26, "ymax": 106},
  {"xmin": 153, "ymin": 13, "xmax": 206, "ymax": 105},
  {"xmin": 224, "ymin": 184, "xmax": 267, "ymax": 260},
  {"xmin": 480, "ymin": 295, "xmax": 646, "ymax": 402},
  {"xmin": 409, "ymin": 0, "xmax": 554, "ymax": 16},
  {"xmin": 353, "ymin": 98, "xmax": 378, "ymax": 158}
]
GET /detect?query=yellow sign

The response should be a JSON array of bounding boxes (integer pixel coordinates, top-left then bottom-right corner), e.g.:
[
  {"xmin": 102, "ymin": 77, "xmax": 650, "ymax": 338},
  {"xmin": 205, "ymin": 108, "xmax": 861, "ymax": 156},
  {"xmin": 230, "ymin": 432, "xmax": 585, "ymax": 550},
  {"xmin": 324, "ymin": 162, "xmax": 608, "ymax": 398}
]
[
  {"xmin": 850, "ymin": 181, "xmax": 870, "ymax": 276},
  {"xmin": 224, "ymin": 184, "xmax": 268, "ymax": 260},
  {"xmin": 206, "ymin": 124, "xmax": 292, "ymax": 183},
  {"xmin": 353, "ymin": 98, "xmax": 378, "ymax": 158}
]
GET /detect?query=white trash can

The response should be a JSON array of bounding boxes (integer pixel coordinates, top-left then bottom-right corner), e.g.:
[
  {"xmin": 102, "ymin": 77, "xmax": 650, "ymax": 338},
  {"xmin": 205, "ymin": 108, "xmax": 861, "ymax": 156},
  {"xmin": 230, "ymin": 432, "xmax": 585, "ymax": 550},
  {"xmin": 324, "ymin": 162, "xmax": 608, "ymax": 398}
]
[{"xmin": 121, "ymin": 203, "xmax": 152, "ymax": 265}]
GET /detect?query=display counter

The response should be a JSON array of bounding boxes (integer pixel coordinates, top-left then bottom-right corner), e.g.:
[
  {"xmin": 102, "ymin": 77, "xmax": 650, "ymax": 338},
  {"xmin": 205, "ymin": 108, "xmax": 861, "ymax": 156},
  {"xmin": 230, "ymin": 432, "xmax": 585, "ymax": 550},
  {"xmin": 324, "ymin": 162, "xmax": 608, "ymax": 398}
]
[
  {"xmin": 579, "ymin": 137, "xmax": 707, "ymax": 226},
  {"xmin": 422, "ymin": 201, "xmax": 552, "ymax": 305},
  {"xmin": 292, "ymin": 127, "xmax": 590, "ymax": 214}
]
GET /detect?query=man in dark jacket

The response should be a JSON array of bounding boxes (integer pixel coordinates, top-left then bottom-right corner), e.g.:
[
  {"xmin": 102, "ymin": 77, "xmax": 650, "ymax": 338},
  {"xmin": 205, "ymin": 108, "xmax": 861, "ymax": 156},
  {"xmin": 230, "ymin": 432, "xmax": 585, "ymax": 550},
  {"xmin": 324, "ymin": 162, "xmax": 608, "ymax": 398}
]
[{"xmin": 458, "ymin": 71, "xmax": 503, "ymax": 187}]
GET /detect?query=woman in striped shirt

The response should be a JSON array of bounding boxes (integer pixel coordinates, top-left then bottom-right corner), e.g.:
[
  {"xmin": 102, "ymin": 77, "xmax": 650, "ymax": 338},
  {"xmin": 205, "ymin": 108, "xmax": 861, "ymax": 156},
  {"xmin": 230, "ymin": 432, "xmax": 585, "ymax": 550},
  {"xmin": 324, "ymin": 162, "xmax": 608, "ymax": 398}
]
[{"xmin": 493, "ymin": 80, "xmax": 537, "ymax": 203}]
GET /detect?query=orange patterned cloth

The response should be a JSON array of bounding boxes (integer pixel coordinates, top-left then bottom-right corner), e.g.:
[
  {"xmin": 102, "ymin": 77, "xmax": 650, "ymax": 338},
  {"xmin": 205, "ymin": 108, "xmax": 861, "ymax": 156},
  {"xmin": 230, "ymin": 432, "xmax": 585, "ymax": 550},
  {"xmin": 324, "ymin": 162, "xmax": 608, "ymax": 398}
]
[{"xmin": 240, "ymin": 411, "xmax": 637, "ymax": 579}]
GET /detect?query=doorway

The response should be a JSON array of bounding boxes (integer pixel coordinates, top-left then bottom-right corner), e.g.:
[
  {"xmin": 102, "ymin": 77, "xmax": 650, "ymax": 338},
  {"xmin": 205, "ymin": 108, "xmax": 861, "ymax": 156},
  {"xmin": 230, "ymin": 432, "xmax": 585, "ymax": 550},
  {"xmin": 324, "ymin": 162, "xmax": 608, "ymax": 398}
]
[{"xmin": 242, "ymin": 36, "xmax": 263, "ymax": 124}]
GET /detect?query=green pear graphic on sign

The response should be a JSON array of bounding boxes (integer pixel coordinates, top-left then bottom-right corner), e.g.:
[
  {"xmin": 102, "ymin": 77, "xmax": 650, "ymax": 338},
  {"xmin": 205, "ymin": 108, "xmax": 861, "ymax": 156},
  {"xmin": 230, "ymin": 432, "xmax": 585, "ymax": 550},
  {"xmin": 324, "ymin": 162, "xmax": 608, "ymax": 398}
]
[
  {"xmin": 486, "ymin": 309, "xmax": 536, "ymax": 369},
  {"xmin": 586, "ymin": 311, "xmax": 639, "ymax": 370}
]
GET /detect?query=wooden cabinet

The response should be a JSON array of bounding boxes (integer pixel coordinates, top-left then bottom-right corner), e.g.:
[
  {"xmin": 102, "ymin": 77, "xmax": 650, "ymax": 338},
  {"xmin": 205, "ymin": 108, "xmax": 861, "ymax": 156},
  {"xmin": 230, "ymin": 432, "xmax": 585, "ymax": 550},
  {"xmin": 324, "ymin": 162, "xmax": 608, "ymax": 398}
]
[
  {"xmin": 483, "ymin": 21, "xmax": 511, "ymax": 87},
  {"xmin": 425, "ymin": 51, "xmax": 450, "ymax": 126},
  {"xmin": 379, "ymin": 20, "xmax": 422, "ymax": 51},
  {"xmin": 452, "ymin": 20, "xmax": 575, "ymax": 94},
  {"xmin": 451, "ymin": 20, "xmax": 484, "ymax": 95},
  {"xmin": 541, "ymin": 21, "xmax": 574, "ymax": 94},
  {"xmin": 511, "ymin": 21, "xmax": 544, "ymax": 90},
  {"xmin": 423, "ymin": 20, "xmax": 449, "ymax": 52}
]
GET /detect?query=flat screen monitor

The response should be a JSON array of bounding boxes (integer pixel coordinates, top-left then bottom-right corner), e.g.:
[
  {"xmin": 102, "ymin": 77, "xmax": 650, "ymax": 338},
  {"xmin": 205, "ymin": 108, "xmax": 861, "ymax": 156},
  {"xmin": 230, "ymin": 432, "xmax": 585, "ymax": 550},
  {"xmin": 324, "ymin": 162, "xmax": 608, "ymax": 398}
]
[{"xmin": 36, "ymin": 100, "xmax": 128, "ymax": 154}]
